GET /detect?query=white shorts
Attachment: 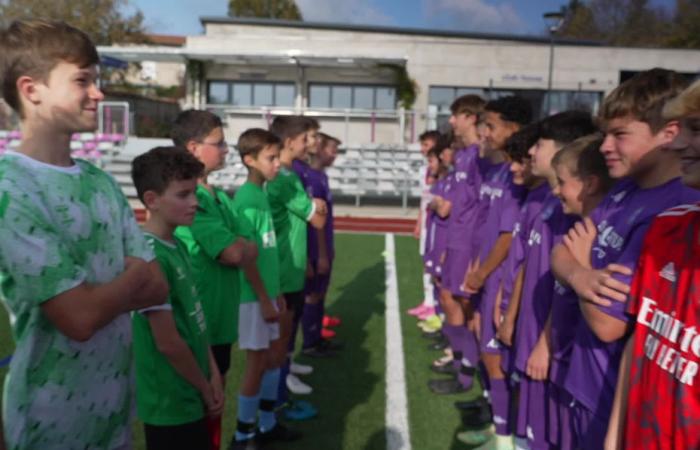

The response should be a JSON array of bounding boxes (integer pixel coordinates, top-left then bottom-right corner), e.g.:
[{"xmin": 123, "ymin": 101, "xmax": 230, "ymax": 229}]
[{"xmin": 238, "ymin": 300, "xmax": 281, "ymax": 350}]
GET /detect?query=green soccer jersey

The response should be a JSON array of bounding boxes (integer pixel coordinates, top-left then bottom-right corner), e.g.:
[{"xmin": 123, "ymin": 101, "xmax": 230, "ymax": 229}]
[
  {"xmin": 231, "ymin": 181, "xmax": 280, "ymax": 303},
  {"xmin": 266, "ymin": 166, "xmax": 314, "ymax": 293},
  {"xmin": 132, "ymin": 233, "xmax": 210, "ymax": 426},
  {"xmin": 175, "ymin": 184, "xmax": 240, "ymax": 345},
  {"xmin": 0, "ymin": 151, "xmax": 154, "ymax": 450}
]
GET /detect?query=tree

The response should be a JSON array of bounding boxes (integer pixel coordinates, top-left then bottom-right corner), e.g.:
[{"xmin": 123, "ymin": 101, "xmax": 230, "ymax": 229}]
[
  {"xmin": 0, "ymin": 0, "xmax": 147, "ymax": 45},
  {"xmin": 228, "ymin": 0, "xmax": 303, "ymax": 20},
  {"xmin": 665, "ymin": 0, "xmax": 700, "ymax": 48},
  {"xmin": 558, "ymin": 0, "xmax": 673, "ymax": 47}
]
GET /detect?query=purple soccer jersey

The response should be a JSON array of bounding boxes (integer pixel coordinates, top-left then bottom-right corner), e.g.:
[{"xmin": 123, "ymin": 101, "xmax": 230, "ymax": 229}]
[
  {"xmin": 424, "ymin": 176, "xmax": 450, "ymax": 277},
  {"xmin": 303, "ymin": 166, "xmax": 334, "ymax": 263},
  {"xmin": 565, "ymin": 178, "xmax": 700, "ymax": 423},
  {"xmin": 445, "ymin": 144, "xmax": 482, "ymax": 251},
  {"xmin": 548, "ymin": 280, "xmax": 579, "ymax": 388},
  {"xmin": 513, "ymin": 190, "xmax": 574, "ymax": 373}
]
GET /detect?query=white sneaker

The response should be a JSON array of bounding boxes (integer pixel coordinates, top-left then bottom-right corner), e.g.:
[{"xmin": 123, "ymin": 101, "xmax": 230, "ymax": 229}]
[
  {"xmin": 286, "ymin": 374, "xmax": 313, "ymax": 395},
  {"xmin": 290, "ymin": 362, "xmax": 313, "ymax": 375}
]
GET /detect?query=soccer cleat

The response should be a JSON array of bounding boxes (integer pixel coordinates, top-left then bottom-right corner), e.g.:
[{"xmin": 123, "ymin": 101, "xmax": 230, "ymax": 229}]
[
  {"xmin": 290, "ymin": 361, "xmax": 313, "ymax": 375},
  {"xmin": 282, "ymin": 400, "xmax": 318, "ymax": 421},
  {"xmin": 227, "ymin": 437, "xmax": 259, "ymax": 450},
  {"xmin": 422, "ymin": 330, "xmax": 443, "ymax": 340},
  {"xmin": 301, "ymin": 345, "xmax": 336, "ymax": 358},
  {"xmin": 494, "ymin": 434, "xmax": 515, "ymax": 450},
  {"xmin": 407, "ymin": 303, "xmax": 430, "ymax": 316},
  {"xmin": 455, "ymin": 398, "xmax": 493, "ymax": 428},
  {"xmin": 428, "ymin": 340, "xmax": 448, "ymax": 351},
  {"xmin": 428, "ymin": 378, "xmax": 469, "ymax": 394},
  {"xmin": 418, "ymin": 318, "xmax": 442, "ymax": 333},
  {"xmin": 456, "ymin": 424, "xmax": 496, "ymax": 446},
  {"xmin": 430, "ymin": 363, "xmax": 457, "ymax": 375},
  {"xmin": 417, "ymin": 306, "xmax": 437, "ymax": 321},
  {"xmin": 318, "ymin": 338, "xmax": 344, "ymax": 351},
  {"xmin": 321, "ymin": 327, "xmax": 336, "ymax": 339},
  {"xmin": 257, "ymin": 423, "xmax": 302, "ymax": 443},
  {"xmin": 286, "ymin": 374, "xmax": 312, "ymax": 395},
  {"xmin": 322, "ymin": 315, "xmax": 342, "ymax": 327}
]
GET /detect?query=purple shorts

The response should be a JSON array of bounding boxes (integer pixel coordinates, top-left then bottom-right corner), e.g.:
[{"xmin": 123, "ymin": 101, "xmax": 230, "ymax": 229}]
[
  {"xmin": 515, "ymin": 373, "xmax": 552, "ymax": 450},
  {"xmin": 304, "ymin": 261, "xmax": 332, "ymax": 295},
  {"xmin": 478, "ymin": 275, "xmax": 502, "ymax": 354},
  {"xmin": 547, "ymin": 383, "xmax": 574, "ymax": 450},
  {"xmin": 570, "ymin": 401, "xmax": 607, "ymax": 450},
  {"xmin": 442, "ymin": 247, "xmax": 472, "ymax": 298}
]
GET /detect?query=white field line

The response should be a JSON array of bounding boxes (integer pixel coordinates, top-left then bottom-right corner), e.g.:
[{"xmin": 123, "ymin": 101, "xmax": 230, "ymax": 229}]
[{"xmin": 384, "ymin": 233, "xmax": 412, "ymax": 450}]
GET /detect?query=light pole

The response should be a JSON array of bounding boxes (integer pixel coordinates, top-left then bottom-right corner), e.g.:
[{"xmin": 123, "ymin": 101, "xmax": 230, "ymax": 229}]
[{"xmin": 543, "ymin": 11, "xmax": 565, "ymax": 116}]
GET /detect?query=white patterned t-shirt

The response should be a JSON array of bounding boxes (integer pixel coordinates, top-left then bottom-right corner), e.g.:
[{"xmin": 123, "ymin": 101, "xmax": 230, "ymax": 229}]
[{"xmin": 0, "ymin": 151, "xmax": 153, "ymax": 450}]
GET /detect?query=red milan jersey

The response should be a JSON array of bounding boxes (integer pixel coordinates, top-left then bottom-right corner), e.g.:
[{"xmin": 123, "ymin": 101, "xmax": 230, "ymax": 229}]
[{"xmin": 624, "ymin": 202, "xmax": 700, "ymax": 450}]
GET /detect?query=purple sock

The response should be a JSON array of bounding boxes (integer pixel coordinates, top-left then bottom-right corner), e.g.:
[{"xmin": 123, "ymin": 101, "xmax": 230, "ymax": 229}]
[
  {"xmin": 302, "ymin": 302, "xmax": 322, "ymax": 349},
  {"xmin": 490, "ymin": 378, "xmax": 511, "ymax": 436},
  {"xmin": 444, "ymin": 324, "xmax": 477, "ymax": 389}
]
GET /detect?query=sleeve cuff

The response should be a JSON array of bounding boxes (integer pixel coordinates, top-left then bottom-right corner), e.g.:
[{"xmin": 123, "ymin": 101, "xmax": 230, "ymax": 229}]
[
  {"xmin": 139, "ymin": 304, "xmax": 173, "ymax": 314},
  {"xmin": 306, "ymin": 200, "xmax": 317, "ymax": 222}
]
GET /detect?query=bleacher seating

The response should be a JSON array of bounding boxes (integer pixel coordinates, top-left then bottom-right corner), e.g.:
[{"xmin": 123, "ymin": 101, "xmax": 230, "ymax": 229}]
[
  {"xmin": 0, "ymin": 130, "xmax": 126, "ymax": 164},
  {"xmin": 0, "ymin": 133, "xmax": 423, "ymax": 206}
]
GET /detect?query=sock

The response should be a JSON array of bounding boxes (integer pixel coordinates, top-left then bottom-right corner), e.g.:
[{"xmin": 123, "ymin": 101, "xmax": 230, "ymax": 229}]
[
  {"xmin": 423, "ymin": 273, "xmax": 435, "ymax": 306},
  {"xmin": 315, "ymin": 296, "xmax": 326, "ymax": 343},
  {"xmin": 302, "ymin": 302, "xmax": 322, "ymax": 349},
  {"xmin": 276, "ymin": 358, "xmax": 290, "ymax": 407},
  {"xmin": 207, "ymin": 416, "xmax": 222, "ymax": 450},
  {"xmin": 235, "ymin": 394, "xmax": 260, "ymax": 441},
  {"xmin": 260, "ymin": 368, "xmax": 280, "ymax": 432},
  {"xmin": 490, "ymin": 378, "xmax": 511, "ymax": 436},
  {"xmin": 448, "ymin": 325, "xmax": 477, "ymax": 389}
]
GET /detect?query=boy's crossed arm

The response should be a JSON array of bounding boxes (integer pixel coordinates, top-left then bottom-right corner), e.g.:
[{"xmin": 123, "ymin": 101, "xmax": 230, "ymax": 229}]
[
  {"xmin": 42, "ymin": 256, "xmax": 169, "ymax": 342},
  {"xmin": 552, "ymin": 217, "xmax": 632, "ymax": 343}
]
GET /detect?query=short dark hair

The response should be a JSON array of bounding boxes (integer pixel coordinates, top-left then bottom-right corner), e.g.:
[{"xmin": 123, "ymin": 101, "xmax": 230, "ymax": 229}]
[
  {"xmin": 505, "ymin": 121, "xmax": 540, "ymax": 162},
  {"xmin": 131, "ymin": 146, "xmax": 204, "ymax": 204},
  {"xmin": 450, "ymin": 94, "xmax": 486, "ymax": 116},
  {"xmin": 0, "ymin": 20, "xmax": 99, "ymax": 116},
  {"xmin": 419, "ymin": 130, "xmax": 441, "ymax": 142},
  {"xmin": 600, "ymin": 68, "xmax": 689, "ymax": 132},
  {"xmin": 433, "ymin": 132, "xmax": 454, "ymax": 154},
  {"xmin": 304, "ymin": 116, "xmax": 320, "ymax": 131},
  {"xmin": 237, "ymin": 128, "xmax": 281, "ymax": 163},
  {"xmin": 171, "ymin": 110, "xmax": 223, "ymax": 147},
  {"xmin": 538, "ymin": 110, "xmax": 598, "ymax": 146},
  {"xmin": 319, "ymin": 132, "xmax": 341, "ymax": 148},
  {"xmin": 270, "ymin": 115, "xmax": 309, "ymax": 143},
  {"xmin": 485, "ymin": 96, "xmax": 533, "ymax": 126}
]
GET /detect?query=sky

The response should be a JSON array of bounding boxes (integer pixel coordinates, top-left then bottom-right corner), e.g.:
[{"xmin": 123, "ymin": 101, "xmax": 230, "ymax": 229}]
[{"xmin": 132, "ymin": 0, "xmax": 676, "ymax": 37}]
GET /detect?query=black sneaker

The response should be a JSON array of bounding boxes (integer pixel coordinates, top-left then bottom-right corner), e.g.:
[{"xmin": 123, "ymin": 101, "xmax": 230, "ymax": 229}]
[
  {"xmin": 318, "ymin": 339, "xmax": 344, "ymax": 351},
  {"xmin": 228, "ymin": 436, "xmax": 259, "ymax": 450},
  {"xmin": 430, "ymin": 363, "xmax": 457, "ymax": 375},
  {"xmin": 428, "ymin": 378, "xmax": 470, "ymax": 395},
  {"xmin": 455, "ymin": 398, "xmax": 493, "ymax": 427},
  {"xmin": 258, "ymin": 423, "xmax": 302, "ymax": 444},
  {"xmin": 301, "ymin": 345, "xmax": 336, "ymax": 358}
]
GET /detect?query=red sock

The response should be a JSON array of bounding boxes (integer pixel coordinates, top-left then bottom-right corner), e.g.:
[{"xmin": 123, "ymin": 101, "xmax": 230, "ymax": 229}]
[{"xmin": 207, "ymin": 415, "xmax": 222, "ymax": 450}]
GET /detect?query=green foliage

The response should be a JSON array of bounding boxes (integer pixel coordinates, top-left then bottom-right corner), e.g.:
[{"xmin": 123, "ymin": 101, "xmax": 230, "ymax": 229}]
[
  {"xmin": 379, "ymin": 64, "xmax": 419, "ymax": 110},
  {"xmin": 228, "ymin": 0, "xmax": 303, "ymax": 20},
  {"xmin": 0, "ymin": 0, "xmax": 147, "ymax": 45},
  {"xmin": 558, "ymin": 0, "xmax": 698, "ymax": 48}
]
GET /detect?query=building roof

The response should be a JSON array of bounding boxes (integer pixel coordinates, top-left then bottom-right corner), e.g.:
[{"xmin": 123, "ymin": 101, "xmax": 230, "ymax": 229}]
[
  {"xmin": 145, "ymin": 34, "xmax": 186, "ymax": 47},
  {"xmin": 199, "ymin": 16, "xmax": 602, "ymax": 47}
]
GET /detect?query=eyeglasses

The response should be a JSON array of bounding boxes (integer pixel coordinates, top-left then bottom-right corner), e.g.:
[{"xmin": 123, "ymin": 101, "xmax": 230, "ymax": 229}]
[{"xmin": 199, "ymin": 140, "xmax": 228, "ymax": 150}]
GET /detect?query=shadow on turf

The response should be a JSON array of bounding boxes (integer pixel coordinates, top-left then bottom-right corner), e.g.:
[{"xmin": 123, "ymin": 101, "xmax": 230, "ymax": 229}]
[{"xmin": 271, "ymin": 260, "xmax": 386, "ymax": 450}]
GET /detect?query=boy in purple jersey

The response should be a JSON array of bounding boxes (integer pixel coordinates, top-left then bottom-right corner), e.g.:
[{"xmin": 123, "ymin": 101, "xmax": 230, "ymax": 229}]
[
  {"xmin": 301, "ymin": 133, "xmax": 339, "ymax": 355},
  {"xmin": 551, "ymin": 69, "xmax": 700, "ymax": 450},
  {"xmin": 424, "ymin": 138, "xmax": 452, "ymax": 282},
  {"xmin": 547, "ymin": 134, "xmax": 613, "ymax": 450},
  {"xmin": 429, "ymin": 94, "xmax": 486, "ymax": 395},
  {"xmin": 456, "ymin": 97, "xmax": 531, "ymax": 448},
  {"xmin": 507, "ymin": 111, "xmax": 597, "ymax": 450}
]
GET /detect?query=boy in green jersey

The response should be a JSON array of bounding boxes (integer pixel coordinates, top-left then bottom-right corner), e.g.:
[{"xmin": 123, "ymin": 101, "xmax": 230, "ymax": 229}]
[
  {"xmin": 229, "ymin": 128, "xmax": 303, "ymax": 449},
  {"xmin": 171, "ymin": 110, "xmax": 255, "ymax": 448},
  {"xmin": 0, "ymin": 20, "xmax": 168, "ymax": 450},
  {"xmin": 131, "ymin": 147, "xmax": 225, "ymax": 450},
  {"xmin": 267, "ymin": 116, "xmax": 328, "ymax": 414}
]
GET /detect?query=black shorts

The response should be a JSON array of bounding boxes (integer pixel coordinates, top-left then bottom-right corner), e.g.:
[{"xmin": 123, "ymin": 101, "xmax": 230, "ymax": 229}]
[
  {"xmin": 211, "ymin": 343, "xmax": 232, "ymax": 375},
  {"xmin": 144, "ymin": 418, "xmax": 209, "ymax": 450},
  {"xmin": 283, "ymin": 290, "xmax": 305, "ymax": 319}
]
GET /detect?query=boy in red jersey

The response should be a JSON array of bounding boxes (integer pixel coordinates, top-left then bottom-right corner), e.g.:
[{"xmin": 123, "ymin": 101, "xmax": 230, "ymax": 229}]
[{"xmin": 605, "ymin": 78, "xmax": 700, "ymax": 450}]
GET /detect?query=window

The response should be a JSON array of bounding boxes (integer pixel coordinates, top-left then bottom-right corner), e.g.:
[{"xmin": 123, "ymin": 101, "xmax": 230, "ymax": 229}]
[
  {"xmin": 308, "ymin": 84, "xmax": 397, "ymax": 110},
  {"xmin": 207, "ymin": 81, "xmax": 296, "ymax": 107},
  {"xmin": 428, "ymin": 85, "xmax": 603, "ymax": 130}
]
